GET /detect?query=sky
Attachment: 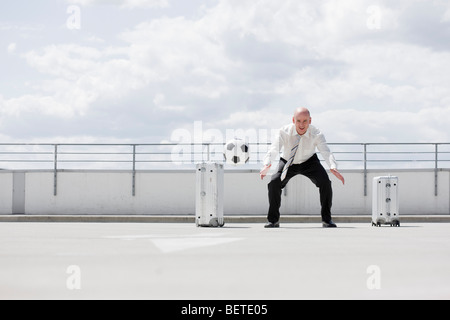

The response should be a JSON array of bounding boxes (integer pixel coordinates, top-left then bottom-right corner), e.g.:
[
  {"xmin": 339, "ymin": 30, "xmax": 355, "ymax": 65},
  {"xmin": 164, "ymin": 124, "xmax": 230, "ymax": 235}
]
[{"xmin": 1, "ymin": 0, "xmax": 450, "ymax": 145}]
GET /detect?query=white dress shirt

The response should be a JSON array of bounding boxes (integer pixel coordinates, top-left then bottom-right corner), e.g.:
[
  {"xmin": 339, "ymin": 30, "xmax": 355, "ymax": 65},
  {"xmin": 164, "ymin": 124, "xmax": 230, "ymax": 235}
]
[{"xmin": 263, "ymin": 124, "xmax": 337, "ymax": 170}]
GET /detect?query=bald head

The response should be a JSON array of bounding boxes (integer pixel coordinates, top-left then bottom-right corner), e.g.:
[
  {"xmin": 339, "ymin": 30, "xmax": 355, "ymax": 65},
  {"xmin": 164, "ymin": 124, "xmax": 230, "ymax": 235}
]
[
  {"xmin": 292, "ymin": 107, "xmax": 311, "ymax": 135},
  {"xmin": 294, "ymin": 107, "xmax": 310, "ymax": 118}
]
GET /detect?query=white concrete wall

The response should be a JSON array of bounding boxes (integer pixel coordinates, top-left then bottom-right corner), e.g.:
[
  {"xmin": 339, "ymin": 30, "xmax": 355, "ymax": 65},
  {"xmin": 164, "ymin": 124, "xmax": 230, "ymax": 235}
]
[
  {"xmin": 0, "ymin": 169, "xmax": 448, "ymax": 215},
  {"xmin": 283, "ymin": 170, "xmax": 450, "ymax": 215},
  {"xmin": 0, "ymin": 172, "xmax": 13, "ymax": 214},
  {"xmin": 23, "ymin": 171, "xmax": 197, "ymax": 215}
]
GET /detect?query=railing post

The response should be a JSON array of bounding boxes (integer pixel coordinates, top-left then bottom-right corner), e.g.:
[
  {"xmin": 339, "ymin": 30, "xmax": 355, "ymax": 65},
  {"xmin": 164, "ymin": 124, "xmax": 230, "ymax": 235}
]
[
  {"xmin": 363, "ymin": 143, "xmax": 367, "ymax": 197},
  {"xmin": 435, "ymin": 143, "xmax": 438, "ymax": 196},
  {"xmin": 53, "ymin": 144, "xmax": 58, "ymax": 196},
  {"xmin": 132, "ymin": 145, "xmax": 136, "ymax": 197}
]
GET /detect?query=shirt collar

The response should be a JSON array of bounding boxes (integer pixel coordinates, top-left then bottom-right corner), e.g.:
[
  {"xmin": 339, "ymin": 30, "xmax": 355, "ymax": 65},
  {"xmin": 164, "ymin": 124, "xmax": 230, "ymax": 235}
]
[
  {"xmin": 302, "ymin": 127, "xmax": 311, "ymax": 138},
  {"xmin": 290, "ymin": 124, "xmax": 311, "ymax": 138}
]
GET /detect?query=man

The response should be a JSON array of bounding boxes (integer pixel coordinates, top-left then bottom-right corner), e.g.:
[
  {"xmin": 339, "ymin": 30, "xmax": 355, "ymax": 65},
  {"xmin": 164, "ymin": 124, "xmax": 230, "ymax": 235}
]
[{"xmin": 260, "ymin": 108, "xmax": 345, "ymax": 228}]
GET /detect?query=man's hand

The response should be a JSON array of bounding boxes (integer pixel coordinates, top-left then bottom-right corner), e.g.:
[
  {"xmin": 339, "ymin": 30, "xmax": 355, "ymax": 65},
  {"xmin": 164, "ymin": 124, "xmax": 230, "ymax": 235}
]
[
  {"xmin": 260, "ymin": 165, "xmax": 271, "ymax": 180},
  {"xmin": 330, "ymin": 168, "xmax": 345, "ymax": 185}
]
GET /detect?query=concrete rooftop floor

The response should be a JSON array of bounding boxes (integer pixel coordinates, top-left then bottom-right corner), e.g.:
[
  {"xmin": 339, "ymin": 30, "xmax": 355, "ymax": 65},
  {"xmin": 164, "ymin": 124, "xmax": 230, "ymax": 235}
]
[{"xmin": 0, "ymin": 221, "xmax": 449, "ymax": 300}]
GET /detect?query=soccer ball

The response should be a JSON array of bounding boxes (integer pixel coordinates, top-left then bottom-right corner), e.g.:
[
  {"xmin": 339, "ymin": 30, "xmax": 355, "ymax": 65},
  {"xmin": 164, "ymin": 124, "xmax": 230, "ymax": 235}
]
[{"xmin": 223, "ymin": 138, "xmax": 250, "ymax": 165}]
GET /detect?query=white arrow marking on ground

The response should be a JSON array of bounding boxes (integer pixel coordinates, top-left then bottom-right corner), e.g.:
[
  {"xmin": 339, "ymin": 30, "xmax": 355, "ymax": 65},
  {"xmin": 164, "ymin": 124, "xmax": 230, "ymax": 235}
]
[
  {"xmin": 104, "ymin": 234, "xmax": 243, "ymax": 253},
  {"xmin": 151, "ymin": 237, "xmax": 242, "ymax": 253}
]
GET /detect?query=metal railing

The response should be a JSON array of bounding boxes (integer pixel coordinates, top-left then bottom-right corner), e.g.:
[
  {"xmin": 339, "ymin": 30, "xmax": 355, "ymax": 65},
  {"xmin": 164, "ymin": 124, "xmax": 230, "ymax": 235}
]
[{"xmin": 0, "ymin": 142, "xmax": 449, "ymax": 196}]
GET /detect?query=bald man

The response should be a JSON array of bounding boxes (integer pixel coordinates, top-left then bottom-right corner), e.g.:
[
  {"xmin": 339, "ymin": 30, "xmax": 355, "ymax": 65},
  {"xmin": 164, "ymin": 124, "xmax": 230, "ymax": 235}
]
[{"xmin": 260, "ymin": 108, "xmax": 345, "ymax": 228}]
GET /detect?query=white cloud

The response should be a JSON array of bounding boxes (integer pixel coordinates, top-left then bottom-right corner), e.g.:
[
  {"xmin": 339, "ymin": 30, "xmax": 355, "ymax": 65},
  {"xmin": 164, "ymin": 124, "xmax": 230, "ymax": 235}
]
[
  {"xmin": 119, "ymin": 17, "xmax": 234, "ymax": 77},
  {"xmin": 1, "ymin": 94, "xmax": 74, "ymax": 118},
  {"xmin": 153, "ymin": 93, "xmax": 185, "ymax": 111},
  {"xmin": 17, "ymin": 44, "xmax": 155, "ymax": 118},
  {"xmin": 67, "ymin": 0, "xmax": 169, "ymax": 9},
  {"xmin": 442, "ymin": 7, "xmax": 450, "ymax": 22},
  {"xmin": 318, "ymin": 106, "xmax": 450, "ymax": 143},
  {"xmin": 205, "ymin": 104, "xmax": 450, "ymax": 145},
  {"xmin": 120, "ymin": 0, "xmax": 169, "ymax": 9},
  {"xmin": 213, "ymin": 109, "xmax": 288, "ymax": 131},
  {"xmin": 23, "ymin": 45, "xmax": 102, "ymax": 79},
  {"xmin": 2, "ymin": 0, "xmax": 449, "ymax": 144},
  {"xmin": 7, "ymin": 43, "xmax": 17, "ymax": 54}
]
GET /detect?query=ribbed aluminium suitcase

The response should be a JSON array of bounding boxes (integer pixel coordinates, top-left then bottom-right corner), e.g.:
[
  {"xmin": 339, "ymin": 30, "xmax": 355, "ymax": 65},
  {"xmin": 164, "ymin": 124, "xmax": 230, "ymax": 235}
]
[
  {"xmin": 372, "ymin": 176, "xmax": 400, "ymax": 227},
  {"xmin": 195, "ymin": 162, "xmax": 225, "ymax": 227}
]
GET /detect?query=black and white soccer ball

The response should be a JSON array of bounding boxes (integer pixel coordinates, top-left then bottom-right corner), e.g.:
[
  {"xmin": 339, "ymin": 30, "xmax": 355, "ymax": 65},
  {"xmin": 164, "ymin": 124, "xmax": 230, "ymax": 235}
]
[{"xmin": 223, "ymin": 138, "xmax": 250, "ymax": 166}]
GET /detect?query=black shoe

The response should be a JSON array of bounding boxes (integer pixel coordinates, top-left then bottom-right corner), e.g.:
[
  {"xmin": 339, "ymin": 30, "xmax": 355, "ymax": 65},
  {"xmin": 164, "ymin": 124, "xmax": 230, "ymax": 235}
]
[
  {"xmin": 265, "ymin": 221, "xmax": 280, "ymax": 228},
  {"xmin": 322, "ymin": 220, "xmax": 337, "ymax": 228}
]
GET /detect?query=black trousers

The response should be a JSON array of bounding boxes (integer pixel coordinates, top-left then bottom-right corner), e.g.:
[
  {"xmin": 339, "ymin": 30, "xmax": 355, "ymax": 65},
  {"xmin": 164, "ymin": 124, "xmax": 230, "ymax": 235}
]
[{"xmin": 267, "ymin": 154, "xmax": 333, "ymax": 223}]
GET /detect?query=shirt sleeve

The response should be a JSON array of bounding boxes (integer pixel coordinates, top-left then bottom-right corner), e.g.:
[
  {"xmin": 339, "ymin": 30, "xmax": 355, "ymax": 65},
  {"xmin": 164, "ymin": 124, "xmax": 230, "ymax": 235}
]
[
  {"xmin": 315, "ymin": 133, "xmax": 337, "ymax": 170},
  {"xmin": 263, "ymin": 128, "xmax": 283, "ymax": 167}
]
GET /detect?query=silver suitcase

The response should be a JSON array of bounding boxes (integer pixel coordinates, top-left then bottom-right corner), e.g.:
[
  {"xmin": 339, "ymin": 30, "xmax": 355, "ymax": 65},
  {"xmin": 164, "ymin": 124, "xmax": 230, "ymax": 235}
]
[
  {"xmin": 372, "ymin": 176, "xmax": 400, "ymax": 227},
  {"xmin": 195, "ymin": 162, "xmax": 225, "ymax": 227}
]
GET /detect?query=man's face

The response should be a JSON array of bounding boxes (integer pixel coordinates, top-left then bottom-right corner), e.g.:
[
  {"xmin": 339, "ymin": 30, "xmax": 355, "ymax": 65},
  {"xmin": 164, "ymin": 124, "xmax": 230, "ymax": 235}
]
[{"xmin": 293, "ymin": 113, "xmax": 311, "ymax": 136}]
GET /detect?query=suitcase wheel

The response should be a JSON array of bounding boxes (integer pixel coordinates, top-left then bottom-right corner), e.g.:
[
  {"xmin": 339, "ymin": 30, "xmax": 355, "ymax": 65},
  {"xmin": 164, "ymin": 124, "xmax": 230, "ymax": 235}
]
[
  {"xmin": 210, "ymin": 219, "xmax": 219, "ymax": 227},
  {"xmin": 371, "ymin": 221, "xmax": 382, "ymax": 227},
  {"xmin": 209, "ymin": 218, "xmax": 225, "ymax": 228},
  {"xmin": 372, "ymin": 222, "xmax": 381, "ymax": 227},
  {"xmin": 372, "ymin": 221, "xmax": 400, "ymax": 227}
]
